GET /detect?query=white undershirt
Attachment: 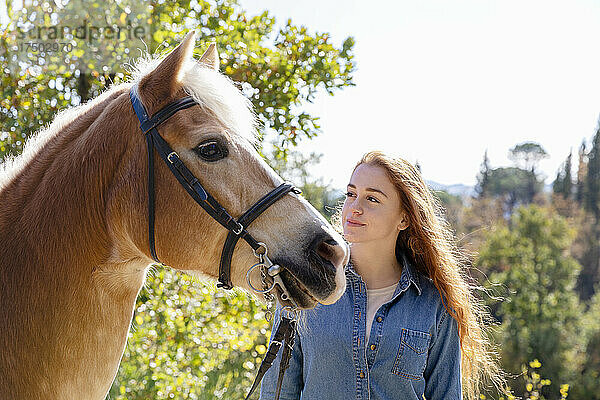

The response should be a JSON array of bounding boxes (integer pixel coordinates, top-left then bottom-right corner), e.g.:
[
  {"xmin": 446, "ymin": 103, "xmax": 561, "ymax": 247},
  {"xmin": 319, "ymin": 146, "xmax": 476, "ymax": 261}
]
[{"xmin": 365, "ymin": 283, "xmax": 398, "ymax": 344}]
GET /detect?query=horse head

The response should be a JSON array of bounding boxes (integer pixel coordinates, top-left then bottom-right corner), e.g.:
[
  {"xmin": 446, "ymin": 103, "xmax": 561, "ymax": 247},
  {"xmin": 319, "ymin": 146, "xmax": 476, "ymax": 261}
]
[{"xmin": 111, "ymin": 31, "xmax": 348, "ymax": 309}]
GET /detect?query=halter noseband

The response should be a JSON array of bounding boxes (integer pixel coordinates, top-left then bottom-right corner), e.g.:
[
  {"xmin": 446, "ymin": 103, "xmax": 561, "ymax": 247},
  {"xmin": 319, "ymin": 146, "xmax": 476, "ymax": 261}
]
[{"xmin": 129, "ymin": 84, "xmax": 300, "ymax": 292}]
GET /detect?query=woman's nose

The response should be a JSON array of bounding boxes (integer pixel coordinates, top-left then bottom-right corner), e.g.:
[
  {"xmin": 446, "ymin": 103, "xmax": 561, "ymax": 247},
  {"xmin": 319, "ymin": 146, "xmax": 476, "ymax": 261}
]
[{"xmin": 351, "ymin": 200, "xmax": 363, "ymax": 215}]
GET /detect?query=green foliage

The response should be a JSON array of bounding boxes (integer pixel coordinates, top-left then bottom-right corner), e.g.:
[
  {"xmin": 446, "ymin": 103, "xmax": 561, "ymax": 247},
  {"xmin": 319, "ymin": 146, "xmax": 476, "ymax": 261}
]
[
  {"xmin": 0, "ymin": 0, "xmax": 355, "ymax": 160},
  {"xmin": 568, "ymin": 292, "xmax": 600, "ymax": 399},
  {"xmin": 1, "ymin": 0, "xmax": 144, "ymax": 157},
  {"xmin": 584, "ymin": 126, "xmax": 600, "ymax": 220},
  {"xmin": 485, "ymin": 167, "xmax": 543, "ymax": 215},
  {"xmin": 575, "ymin": 141, "xmax": 587, "ymax": 206},
  {"xmin": 553, "ymin": 151, "xmax": 573, "ymax": 200},
  {"xmin": 475, "ymin": 150, "xmax": 491, "ymax": 198},
  {"xmin": 0, "ymin": 38, "xmax": 75, "ymax": 157},
  {"xmin": 478, "ymin": 206, "xmax": 584, "ymax": 399},
  {"xmin": 508, "ymin": 142, "xmax": 548, "ymax": 172},
  {"xmin": 268, "ymin": 150, "xmax": 342, "ymax": 221},
  {"xmin": 486, "ymin": 360, "xmax": 569, "ymax": 400},
  {"xmin": 108, "ymin": 268, "xmax": 271, "ymax": 399},
  {"xmin": 433, "ymin": 190, "xmax": 464, "ymax": 232}
]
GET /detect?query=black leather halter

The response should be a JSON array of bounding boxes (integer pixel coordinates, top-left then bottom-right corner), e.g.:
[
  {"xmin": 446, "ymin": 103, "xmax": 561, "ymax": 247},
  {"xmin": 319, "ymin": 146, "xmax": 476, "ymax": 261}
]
[{"xmin": 129, "ymin": 84, "xmax": 300, "ymax": 290}]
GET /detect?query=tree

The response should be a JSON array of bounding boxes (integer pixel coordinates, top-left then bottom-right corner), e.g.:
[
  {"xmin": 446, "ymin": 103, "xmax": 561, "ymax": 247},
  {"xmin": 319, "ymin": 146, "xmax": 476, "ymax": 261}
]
[
  {"xmin": 485, "ymin": 167, "xmax": 543, "ymax": 217},
  {"xmin": 1, "ymin": 0, "xmax": 355, "ymax": 160},
  {"xmin": 585, "ymin": 125, "xmax": 600, "ymax": 221},
  {"xmin": 509, "ymin": 142, "xmax": 548, "ymax": 203},
  {"xmin": 478, "ymin": 206, "xmax": 584, "ymax": 399},
  {"xmin": 572, "ymin": 211, "xmax": 600, "ymax": 301},
  {"xmin": 508, "ymin": 142, "xmax": 548, "ymax": 173},
  {"xmin": 475, "ymin": 150, "xmax": 491, "ymax": 198},
  {"xmin": 575, "ymin": 141, "xmax": 587, "ymax": 205},
  {"xmin": 433, "ymin": 190, "xmax": 464, "ymax": 234},
  {"xmin": 579, "ymin": 124, "xmax": 600, "ymax": 303},
  {"xmin": 553, "ymin": 151, "xmax": 573, "ymax": 200},
  {"xmin": 570, "ymin": 291, "xmax": 600, "ymax": 399},
  {"xmin": 563, "ymin": 152, "xmax": 573, "ymax": 199},
  {"xmin": 460, "ymin": 196, "xmax": 504, "ymax": 257},
  {"xmin": 553, "ymin": 169, "xmax": 564, "ymax": 198}
]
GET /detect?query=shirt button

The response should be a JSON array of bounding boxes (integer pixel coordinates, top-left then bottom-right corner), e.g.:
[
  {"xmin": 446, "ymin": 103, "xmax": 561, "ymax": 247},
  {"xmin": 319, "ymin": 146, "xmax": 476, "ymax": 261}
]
[
  {"xmin": 359, "ymin": 371, "xmax": 365, "ymax": 379},
  {"xmin": 376, "ymin": 316, "xmax": 383, "ymax": 323},
  {"xmin": 370, "ymin": 344, "xmax": 376, "ymax": 351}
]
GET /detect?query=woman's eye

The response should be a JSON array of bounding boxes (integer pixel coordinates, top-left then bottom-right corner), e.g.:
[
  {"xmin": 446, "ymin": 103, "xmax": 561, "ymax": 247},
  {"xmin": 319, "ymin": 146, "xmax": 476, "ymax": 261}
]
[
  {"xmin": 194, "ymin": 140, "xmax": 228, "ymax": 162},
  {"xmin": 345, "ymin": 191, "xmax": 356, "ymax": 198},
  {"xmin": 367, "ymin": 196, "xmax": 380, "ymax": 203}
]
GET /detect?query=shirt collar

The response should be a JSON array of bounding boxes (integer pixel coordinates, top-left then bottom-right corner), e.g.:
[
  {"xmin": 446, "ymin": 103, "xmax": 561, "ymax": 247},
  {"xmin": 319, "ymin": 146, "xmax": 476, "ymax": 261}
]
[
  {"xmin": 345, "ymin": 252, "xmax": 422, "ymax": 296},
  {"xmin": 397, "ymin": 252, "xmax": 422, "ymax": 296}
]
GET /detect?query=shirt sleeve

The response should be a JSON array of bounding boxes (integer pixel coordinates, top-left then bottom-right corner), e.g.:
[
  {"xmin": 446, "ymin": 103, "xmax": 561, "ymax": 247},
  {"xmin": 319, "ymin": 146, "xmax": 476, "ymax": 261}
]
[
  {"xmin": 259, "ymin": 307, "xmax": 304, "ymax": 400},
  {"xmin": 423, "ymin": 309, "xmax": 463, "ymax": 400}
]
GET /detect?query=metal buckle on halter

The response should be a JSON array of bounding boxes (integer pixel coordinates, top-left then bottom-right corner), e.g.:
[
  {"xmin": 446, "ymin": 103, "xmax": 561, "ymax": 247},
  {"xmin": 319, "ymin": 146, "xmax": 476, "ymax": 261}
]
[
  {"xmin": 253, "ymin": 242, "xmax": 267, "ymax": 258},
  {"xmin": 233, "ymin": 222, "xmax": 244, "ymax": 235},
  {"xmin": 167, "ymin": 151, "xmax": 178, "ymax": 164}
]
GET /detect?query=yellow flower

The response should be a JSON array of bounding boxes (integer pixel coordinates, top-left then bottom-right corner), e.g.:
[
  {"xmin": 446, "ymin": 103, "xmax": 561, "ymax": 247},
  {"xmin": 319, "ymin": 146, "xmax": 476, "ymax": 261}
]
[
  {"xmin": 529, "ymin": 359, "xmax": 542, "ymax": 368},
  {"xmin": 526, "ymin": 383, "xmax": 533, "ymax": 392}
]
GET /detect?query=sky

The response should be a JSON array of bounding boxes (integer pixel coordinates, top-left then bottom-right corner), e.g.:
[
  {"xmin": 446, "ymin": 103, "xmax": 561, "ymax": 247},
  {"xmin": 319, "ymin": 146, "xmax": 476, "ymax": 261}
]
[{"xmin": 239, "ymin": 0, "xmax": 600, "ymax": 189}]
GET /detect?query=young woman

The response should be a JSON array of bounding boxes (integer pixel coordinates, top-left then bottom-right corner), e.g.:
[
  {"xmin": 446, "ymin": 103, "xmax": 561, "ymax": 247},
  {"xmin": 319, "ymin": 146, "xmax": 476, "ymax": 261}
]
[{"xmin": 259, "ymin": 151, "xmax": 503, "ymax": 400}]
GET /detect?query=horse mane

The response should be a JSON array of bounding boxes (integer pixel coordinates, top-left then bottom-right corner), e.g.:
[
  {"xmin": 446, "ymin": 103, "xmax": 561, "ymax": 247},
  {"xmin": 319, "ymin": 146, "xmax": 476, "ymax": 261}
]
[{"xmin": 127, "ymin": 51, "xmax": 258, "ymax": 145}]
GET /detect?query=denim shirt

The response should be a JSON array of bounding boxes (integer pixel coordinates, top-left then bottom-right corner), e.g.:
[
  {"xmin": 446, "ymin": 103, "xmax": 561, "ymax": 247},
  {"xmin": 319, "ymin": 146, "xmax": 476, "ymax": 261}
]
[{"xmin": 259, "ymin": 255, "xmax": 462, "ymax": 400}]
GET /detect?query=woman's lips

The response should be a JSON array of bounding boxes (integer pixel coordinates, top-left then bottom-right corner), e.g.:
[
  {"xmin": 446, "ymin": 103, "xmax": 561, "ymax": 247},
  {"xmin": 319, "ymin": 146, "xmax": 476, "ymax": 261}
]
[{"xmin": 346, "ymin": 219, "xmax": 365, "ymax": 227}]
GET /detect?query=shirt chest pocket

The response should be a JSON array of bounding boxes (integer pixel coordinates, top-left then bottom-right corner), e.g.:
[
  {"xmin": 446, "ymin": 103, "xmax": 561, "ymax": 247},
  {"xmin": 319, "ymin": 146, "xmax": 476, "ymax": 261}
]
[{"xmin": 391, "ymin": 328, "xmax": 431, "ymax": 380}]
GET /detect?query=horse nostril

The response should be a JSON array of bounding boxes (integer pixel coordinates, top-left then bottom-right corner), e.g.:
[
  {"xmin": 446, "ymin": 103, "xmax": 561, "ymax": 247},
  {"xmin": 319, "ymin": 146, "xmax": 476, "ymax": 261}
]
[{"xmin": 315, "ymin": 237, "xmax": 346, "ymax": 270}]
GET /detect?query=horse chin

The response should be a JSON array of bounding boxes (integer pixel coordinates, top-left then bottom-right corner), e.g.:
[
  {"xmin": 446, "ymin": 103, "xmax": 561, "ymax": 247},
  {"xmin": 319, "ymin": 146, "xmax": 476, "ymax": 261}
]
[{"xmin": 274, "ymin": 270, "xmax": 322, "ymax": 310}]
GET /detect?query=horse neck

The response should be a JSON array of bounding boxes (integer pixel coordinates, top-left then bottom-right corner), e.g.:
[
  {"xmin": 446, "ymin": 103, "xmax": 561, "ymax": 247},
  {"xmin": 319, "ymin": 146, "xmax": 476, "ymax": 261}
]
[
  {"xmin": 0, "ymin": 86, "xmax": 148, "ymax": 397},
  {"xmin": 0, "ymin": 86, "xmax": 136, "ymax": 271}
]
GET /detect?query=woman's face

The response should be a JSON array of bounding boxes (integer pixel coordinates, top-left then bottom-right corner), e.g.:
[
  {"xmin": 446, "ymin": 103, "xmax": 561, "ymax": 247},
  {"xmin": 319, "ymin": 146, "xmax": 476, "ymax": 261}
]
[{"xmin": 342, "ymin": 164, "xmax": 409, "ymax": 245}]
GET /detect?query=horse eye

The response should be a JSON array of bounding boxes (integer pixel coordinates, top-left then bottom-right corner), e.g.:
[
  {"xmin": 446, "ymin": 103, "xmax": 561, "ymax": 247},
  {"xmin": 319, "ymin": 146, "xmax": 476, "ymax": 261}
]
[{"xmin": 194, "ymin": 140, "xmax": 228, "ymax": 162}]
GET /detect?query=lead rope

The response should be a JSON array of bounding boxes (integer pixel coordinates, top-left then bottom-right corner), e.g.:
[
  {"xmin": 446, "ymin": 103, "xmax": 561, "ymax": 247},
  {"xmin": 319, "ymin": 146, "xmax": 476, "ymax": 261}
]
[
  {"xmin": 244, "ymin": 314, "xmax": 296, "ymax": 400},
  {"xmin": 275, "ymin": 316, "xmax": 297, "ymax": 399}
]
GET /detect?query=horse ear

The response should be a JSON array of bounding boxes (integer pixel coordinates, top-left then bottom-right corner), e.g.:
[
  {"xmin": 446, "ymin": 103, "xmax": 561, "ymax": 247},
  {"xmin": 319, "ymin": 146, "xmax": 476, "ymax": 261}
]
[
  {"xmin": 138, "ymin": 30, "xmax": 196, "ymax": 103},
  {"xmin": 199, "ymin": 43, "xmax": 219, "ymax": 70}
]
